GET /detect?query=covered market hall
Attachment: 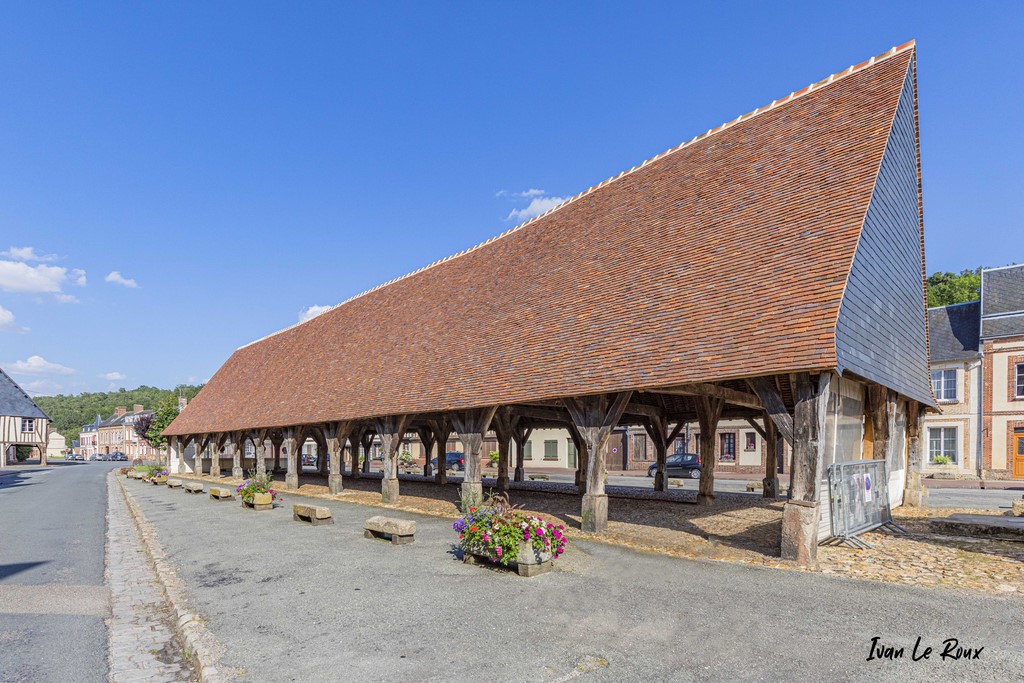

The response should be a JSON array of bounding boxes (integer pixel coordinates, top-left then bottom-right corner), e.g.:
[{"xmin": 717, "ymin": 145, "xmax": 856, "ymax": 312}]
[{"xmin": 163, "ymin": 41, "xmax": 934, "ymax": 565}]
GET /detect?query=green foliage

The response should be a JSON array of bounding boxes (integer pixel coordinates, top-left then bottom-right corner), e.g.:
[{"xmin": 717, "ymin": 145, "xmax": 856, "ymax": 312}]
[
  {"xmin": 931, "ymin": 455, "xmax": 952, "ymax": 465},
  {"xmin": 452, "ymin": 493, "xmax": 567, "ymax": 566},
  {"xmin": 398, "ymin": 450, "xmax": 414, "ymax": 467},
  {"xmin": 926, "ymin": 268, "xmax": 981, "ymax": 308},
  {"xmin": 146, "ymin": 394, "xmax": 182, "ymax": 451},
  {"xmin": 33, "ymin": 384, "xmax": 202, "ymax": 446},
  {"xmin": 487, "ymin": 450, "xmax": 500, "ymax": 465}
]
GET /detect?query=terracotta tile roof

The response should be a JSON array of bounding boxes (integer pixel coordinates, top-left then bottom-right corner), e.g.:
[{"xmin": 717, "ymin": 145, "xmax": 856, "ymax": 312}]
[{"xmin": 166, "ymin": 44, "xmax": 916, "ymax": 436}]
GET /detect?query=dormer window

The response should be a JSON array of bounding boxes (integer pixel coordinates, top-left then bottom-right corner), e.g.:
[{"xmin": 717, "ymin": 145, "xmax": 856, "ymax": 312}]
[{"xmin": 931, "ymin": 369, "xmax": 957, "ymax": 402}]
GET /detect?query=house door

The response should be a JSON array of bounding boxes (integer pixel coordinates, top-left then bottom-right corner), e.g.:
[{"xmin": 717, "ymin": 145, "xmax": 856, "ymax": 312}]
[{"xmin": 1014, "ymin": 434, "xmax": 1024, "ymax": 479}]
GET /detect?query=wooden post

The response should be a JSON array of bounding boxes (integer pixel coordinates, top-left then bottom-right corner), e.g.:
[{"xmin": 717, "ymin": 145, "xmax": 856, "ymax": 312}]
[
  {"xmin": 193, "ymin": 434, "xmax": 207, "ymax": 475},
  {"xmin": 429, "ymin": 419, "xmax": 451, "ymax": 485},
  {"xmin": 781, "ymin": 372, "xmax": 831, "ymax": 565},
  {"xmin": 324, "ymin": 421, "xmax": 352, "ymax": 494},
  {"xmin": 491, "ymin": 408, "xmax": 516, "ymax": 496},
  {"xmin": 375, "ymin": 415, "xmax": 410, "ymax": 503},
  {"xmin": 695, "ymin": 397, "xmax": 724, "ymax": 505},
  {"xmin": 271, "ymin": 433, "xmax": 283, "ymax": 473},
  {"xmin": 867, "ymin": 384, "xmax": 893, "ymax": 464},
  {"xmin": 565, "ymin": 392, "xmax": 632, "ymax": 533},
  {"xmin": 512, "ymin": 425, "xmax": 533, "ymax": 482},
  {"xmin": 452, "ymin": 407, "xmax": 498, "ymax": 507},
  {"xmin": 417, "ymin": 427, "xmax": 436, "ymax": 477},
  {"xmin": 210, "ymin": 434, "xmax": 226, "ymax": 478},
  {"xmin": 283, "ymin": 428, "xmax": 300, "ymax": 490},
  {"xmin": 229, "ymin": 433, "xmax": 243, "ymax": 479},
  {"xmin": 904, "ymin": 401, "xmax": 928, "ymax": 507},
  {"xmin": 569, "ymin": 423, "xmax": 586, "ymax": 490},
  {"xmin": 348, "ymin": 428, "xmax": 365, "ymax": 479},
  {"xmin": 760, "ymin": 415, "xmax": 781, "ymax": 499}
]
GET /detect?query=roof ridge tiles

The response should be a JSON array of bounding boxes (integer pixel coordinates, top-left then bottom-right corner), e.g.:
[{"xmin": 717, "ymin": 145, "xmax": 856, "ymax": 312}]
[{"xmin": 239, "ymin": 40, "xmax": 916, "ymax": 351}]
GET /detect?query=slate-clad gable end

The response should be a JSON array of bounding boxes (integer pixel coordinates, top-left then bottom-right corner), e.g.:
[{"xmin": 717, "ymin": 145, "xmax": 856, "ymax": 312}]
[
  {"xmin": 927, "ymin": 302, "xmax": 981, "ymax": 362},
  {"xmin": 835, "ymin": 62, "xmax": 933, "ymax": 406}
]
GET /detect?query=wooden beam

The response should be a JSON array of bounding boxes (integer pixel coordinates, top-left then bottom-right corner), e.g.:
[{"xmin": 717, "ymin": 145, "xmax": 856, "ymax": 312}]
[
  {"xmin": 658, "ymin": 383, "xmax": 762, "ymax": 411},
  {"xmin": 744, "ymin": 417, "xmax": 768, "ymax": 441},
  {"xmin": 746, "ymin": 376, "xmax": 795, "ymax": 445}
]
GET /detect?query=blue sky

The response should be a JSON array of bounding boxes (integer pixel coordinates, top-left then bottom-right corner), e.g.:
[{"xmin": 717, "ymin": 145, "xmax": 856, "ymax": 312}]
[{"xmin": 1, "ymin": 1, "xmax": 1021, "ymax": 396}]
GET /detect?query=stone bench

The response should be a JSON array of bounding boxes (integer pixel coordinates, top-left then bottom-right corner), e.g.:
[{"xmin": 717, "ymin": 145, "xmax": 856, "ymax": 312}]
[
  {"xmin": 293, "ymin": 504, "xmax": 333, "ymax": 526},
  {"xmin": 527, "ymin": 473, "xmax": 550, "ymax": 481},
  {"xmin": 668, "ymin": 479, "xmax": 684, "ymax": 488},
  {"xmin": 745, "ymin": 482, "xmax": 761, "ymax": 492},
  {"xmin": 363, "ymin": 515, "xmax": 415, "ymax": 545},
  {"xmin": 183, "ymin": 482, "xmax": 204, "ymax": 494},
  {"xmin": 209, "ymin": 486, "xmax": 234, "ymax": 501},
  {"xmin": 167, "ymin": 478, "xmax": 183, "ymax": 488}
]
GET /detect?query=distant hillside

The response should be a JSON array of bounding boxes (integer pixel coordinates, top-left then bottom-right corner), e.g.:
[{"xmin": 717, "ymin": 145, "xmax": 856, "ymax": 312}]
[{"xmin": 34, "ymin": 385, "xmax": 203, "ymax": 445}]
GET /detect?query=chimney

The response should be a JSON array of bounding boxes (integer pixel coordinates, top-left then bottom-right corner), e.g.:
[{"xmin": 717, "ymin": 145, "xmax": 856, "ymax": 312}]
[
  {"xmin": 115, "ymin": 406, "xmax": 127, "ymax": 417},
  {"xmin": 178, "ymin": 396, "xmax": 188, "ymax": 411},
  {"xmin": 133, "ymin": 404, "xmax": 144, "ymax": 413}
]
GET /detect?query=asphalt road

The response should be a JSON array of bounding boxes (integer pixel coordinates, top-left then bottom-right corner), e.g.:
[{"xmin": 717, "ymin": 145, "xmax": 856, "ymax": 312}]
[
  {"xmin": 0, "ymin": 462, "xmax": 118, "ymax": 682},
  {"xmin": 126, "ymin": 478, "xmax": 1024, "ymax": 682}
]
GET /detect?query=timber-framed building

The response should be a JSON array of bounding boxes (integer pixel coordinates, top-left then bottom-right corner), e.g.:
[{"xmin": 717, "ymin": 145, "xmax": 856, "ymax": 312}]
[{"xmin": 165, "ymin": 42, "xmax": 933, "ymax": 564}]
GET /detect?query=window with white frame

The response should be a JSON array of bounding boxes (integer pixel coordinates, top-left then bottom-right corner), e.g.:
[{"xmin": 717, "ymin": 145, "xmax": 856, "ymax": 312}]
[
  {"xmin": 931, "ymin": 369, "xmax": 957, "ymax": 402},
  {"xmin": 928, "ymin": 426, "xmax": 958, "ymax": 464},
  {"xmin": 20, "ymin": 418, "xmax": 34, "ymax": 433},
  {"xmin": 1016, "ymin": 363, "xmax": 1024, "ymax": 399}
]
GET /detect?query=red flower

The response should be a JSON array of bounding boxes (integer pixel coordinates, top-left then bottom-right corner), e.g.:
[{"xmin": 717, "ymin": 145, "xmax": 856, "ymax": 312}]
[{"xmin": 469, "ymin": 525, "xmax": 478, "ymax": 532}]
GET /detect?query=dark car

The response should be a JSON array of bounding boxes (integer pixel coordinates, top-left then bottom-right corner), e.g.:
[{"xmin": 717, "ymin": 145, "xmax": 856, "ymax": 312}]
[
  {"xmin": 647, "ymin": 453, "xmax": 701, "ymax": 479},
  {"xmin": 95, "ymin": 453, "xmax": 107, "ymax": 461},
  {"xmin": 111, "ymin": 452, "xmax": 128, "ymax": 461},
  {"xmin": 429, "ymin": 452, "xmax": 465, "ymax": 471}
]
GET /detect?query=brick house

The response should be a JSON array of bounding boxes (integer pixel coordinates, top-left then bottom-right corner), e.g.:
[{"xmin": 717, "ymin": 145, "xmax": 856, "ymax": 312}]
[
  {"xmin": 980, "ymin": 264, "xmax": 1024, "ymax": 479},
  {"xmin": 98, "ymin": 404, "xmax": 160, "ymax": 460}
]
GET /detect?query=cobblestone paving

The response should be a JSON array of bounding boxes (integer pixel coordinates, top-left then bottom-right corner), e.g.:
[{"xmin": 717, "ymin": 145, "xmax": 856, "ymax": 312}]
[{"xmin": 106, "ymin": 474, "xmax": 195, "ymax": 682}]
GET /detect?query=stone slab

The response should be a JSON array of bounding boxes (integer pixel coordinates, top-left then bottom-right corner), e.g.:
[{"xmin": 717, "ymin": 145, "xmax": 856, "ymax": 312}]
[
  {"xmin": 166, "ymin": 478, "xmax": 183, "ymax": 488},
  {"xmin": 209, "ymin": 486, "xmax": 234, "ymax": 500},
  {"xmin": 183, "ymin": 482, "xmax": 203, "ymax": 494},
  {"xmin": 364, "ymin": 515, "xmax": 415, "ymax": 544},
  {"xmin": 527, "ymin": 474, "xmax": 550, "ymax": 481},
  {"xmin": 929, "ymin": 514, "xmax": 1024, "ymax": 542},
  {"xmin": 293, "ymin": 504, "xmax": 333, "ymax": 525}
]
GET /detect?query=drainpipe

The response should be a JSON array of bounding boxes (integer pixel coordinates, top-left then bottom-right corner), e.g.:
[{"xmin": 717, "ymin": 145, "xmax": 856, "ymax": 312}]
[{"xmin": 976, "ymin": 353, "xmax": 985, "ymax": 487}]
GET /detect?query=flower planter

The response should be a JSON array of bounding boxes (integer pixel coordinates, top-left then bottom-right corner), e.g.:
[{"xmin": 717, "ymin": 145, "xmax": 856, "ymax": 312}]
[
  {"xmin": 463, "ymin": 541, "xmax": 553, "ymax": 577},
  {"xmin": 242, "ymin": 492, "xmax": 274, "ymax": 511},
  {"xmin": 152, "ymin": 476, "xmax": 167, "ymax": 485}
]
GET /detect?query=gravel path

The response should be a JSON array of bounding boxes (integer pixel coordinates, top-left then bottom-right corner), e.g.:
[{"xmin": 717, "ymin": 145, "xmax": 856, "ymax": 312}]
[{"xmin": 124, "ymin": 476, "xmax": 1024, "ymax": 682}]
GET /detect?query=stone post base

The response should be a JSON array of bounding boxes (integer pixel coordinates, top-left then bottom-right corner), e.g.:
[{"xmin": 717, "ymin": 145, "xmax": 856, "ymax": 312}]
[
  {"xmin": 382, "ymin": 478, "xmax": 400, "ymax": 503},
  {"xmin": 581, "ymin": 493, "xmax": 608, "ymax": 533},
  {"xmin": 232, "ymin": 467, "xmax": 243, "ymax": 479},
  {"xmin": 461, "ymin": 481, "xmax": 483, "ymax": 507},
  {"xmin": 903, "ymin": 486, "xmax": 928, "ymax": 507},
  {"xmin": 285, "ymin": 473, "xmax": 299, "ymax": 490},
  {"xmin": 654, "ymin": 471, "xmax": 666, "ymax": 492},
  {"xmin": 328, "ymin": 474, "xmax": 343, "ymax": 494},
  {"xmin": 781, "ymin": 500, "xmax": 819, "ymax": 566},
  {"xmin": 513, "ymin": 467, "xmax": 524, "ymax": 482},
  {"xmin": 177, "ymin": 461, "xmax": 185, "ymax": 475}
]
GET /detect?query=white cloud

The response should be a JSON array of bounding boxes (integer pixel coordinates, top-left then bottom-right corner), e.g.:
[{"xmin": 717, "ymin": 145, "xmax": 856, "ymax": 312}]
[
  {"xmin": 102, "ymin": 371, "xmax": 127, "ymax": 381},
  {"xmin": 4, "ymin": 355, "xmax": 75, "ymax": 376},
  {"xmin": 1, "ymin": 246, "xmax": 58, "ymax": 262},
  {"xmin": 0, "ymin": 304, "xmax": 28, "ymax": 333},
  {"xmin": 105, "ymin": 271, "xmax": 139, "ymax": 288},
  {"xmin": 299, "ymin": 305, "xmax": 332, "ymax": 323},
  {"xmin": 506, "ymin": 195, "xmax": 569, "ymax": 221},
  {"xmin": 0, "ymin": 260, "xmax": 67, "ymax": 293},
  {"xmin": 71, "ymin": 268, "xmax": 87, "ymax": 286},
  {"xmin": 21, "ymin": 378, "xmax": 63, "ymax": 396},
  {"xmin": 54, "ymin": 293, "xmax": 80, "ymax": 304},
  {"xmin": 496, "ymin": 188, "xmax": 546, "ymax": 199}
]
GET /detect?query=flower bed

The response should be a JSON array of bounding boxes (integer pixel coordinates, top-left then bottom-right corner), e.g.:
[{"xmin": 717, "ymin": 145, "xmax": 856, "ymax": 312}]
[{"xmin": 453, "ymin": 495, "xmax": 566, "ymax": 577}]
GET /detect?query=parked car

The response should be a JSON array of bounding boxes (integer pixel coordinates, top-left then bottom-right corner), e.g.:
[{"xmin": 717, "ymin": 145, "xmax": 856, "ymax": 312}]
[
  {"xmin": 647, "ymin": 453, "xmax": 701, "ymax": 479},
  {"xmin": 95, "ymin": 453, "xmax": 107, "ymax": 461},
  {"xmin": 301, "ymin": 454, "xmax": 316, "ymax": 466},
  {"xmin": 111, "ymin": 452, "xmax": 128, "ymax": 461},
  {"xmin": 429, "ymin": 452, "xmax": 465, "ymax": 471}
]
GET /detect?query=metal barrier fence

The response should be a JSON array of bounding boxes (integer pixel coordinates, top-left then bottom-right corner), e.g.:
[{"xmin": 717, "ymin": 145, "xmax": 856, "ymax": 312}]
[{"xmin": 823, "ymin": 459, "xmax": 905, "ymax": 548}]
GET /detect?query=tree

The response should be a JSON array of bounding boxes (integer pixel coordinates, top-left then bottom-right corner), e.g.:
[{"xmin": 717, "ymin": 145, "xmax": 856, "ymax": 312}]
[
  {"xmin": 146, "ymin": 394, "xmax": 181, "ymax": 452},
  {"xmin": 133, "ymin": 413, "xmax": 155, "ymax": 446},
  {"xmin": 926, "ymin": 268, "xmax": 981, "ymax": 307}
]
